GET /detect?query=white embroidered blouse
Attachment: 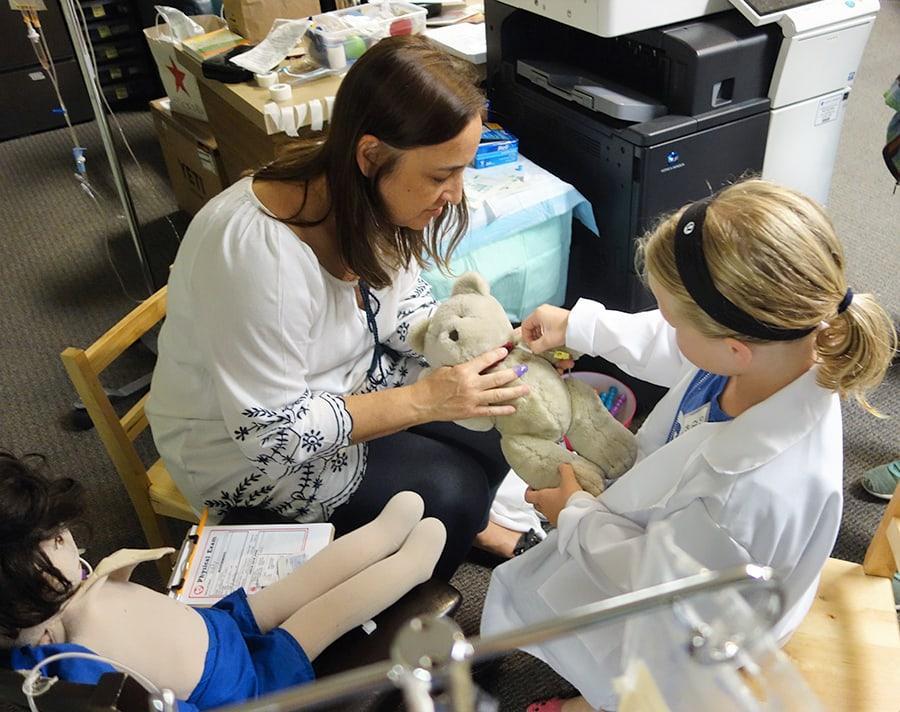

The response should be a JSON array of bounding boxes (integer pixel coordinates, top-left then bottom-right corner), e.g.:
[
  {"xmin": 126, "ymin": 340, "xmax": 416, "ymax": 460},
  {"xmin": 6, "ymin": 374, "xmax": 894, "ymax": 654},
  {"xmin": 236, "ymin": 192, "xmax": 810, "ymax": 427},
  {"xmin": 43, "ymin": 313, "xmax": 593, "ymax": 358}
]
[{"xmin": 146, "ymin": 177, "xmax": 436, "ymax": 522}]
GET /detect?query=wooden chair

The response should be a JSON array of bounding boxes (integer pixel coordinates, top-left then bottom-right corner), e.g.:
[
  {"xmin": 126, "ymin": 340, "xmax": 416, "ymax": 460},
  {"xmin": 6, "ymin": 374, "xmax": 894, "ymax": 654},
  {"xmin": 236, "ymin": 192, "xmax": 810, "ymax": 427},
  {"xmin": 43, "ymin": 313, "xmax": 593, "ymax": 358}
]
[
  {"xmin": 61, "ymin": 287, "xmax": 197, "ymax": 581},
  {"xmin": 784, "ymin": 481, "xmax": 900, "ymax": 710}
]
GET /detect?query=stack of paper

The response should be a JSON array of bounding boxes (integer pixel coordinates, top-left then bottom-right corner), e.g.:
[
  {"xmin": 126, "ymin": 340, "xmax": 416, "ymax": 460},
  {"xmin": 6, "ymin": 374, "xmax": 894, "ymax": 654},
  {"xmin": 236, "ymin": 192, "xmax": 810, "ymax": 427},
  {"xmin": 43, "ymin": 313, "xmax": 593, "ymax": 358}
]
[
  {"xmin": 173, "ymin": 522, "xmax": 334, "ymax": 606},
  {"xmin": 423, "ymin": 21, "xmax": 486, "ymax": 64},
  {"xmin": 180, "ymin": 28, "xmax": 249, "ymax": 62}
]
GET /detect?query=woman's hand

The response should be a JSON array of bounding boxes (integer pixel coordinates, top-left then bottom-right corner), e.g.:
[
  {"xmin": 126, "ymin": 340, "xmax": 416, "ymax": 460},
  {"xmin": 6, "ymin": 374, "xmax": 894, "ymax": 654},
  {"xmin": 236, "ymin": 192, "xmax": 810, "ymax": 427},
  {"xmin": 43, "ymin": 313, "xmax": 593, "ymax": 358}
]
[
  {"xmin": 524, "ymin": 464, "xmax": 583, "ymax": 526},
  {"xmin": 412, "ymin": 347, "xmax": 530, "ymax": 422},
  {"xmin": 521, "ymin": 305, "xmax": 571, "ymax": 354}
]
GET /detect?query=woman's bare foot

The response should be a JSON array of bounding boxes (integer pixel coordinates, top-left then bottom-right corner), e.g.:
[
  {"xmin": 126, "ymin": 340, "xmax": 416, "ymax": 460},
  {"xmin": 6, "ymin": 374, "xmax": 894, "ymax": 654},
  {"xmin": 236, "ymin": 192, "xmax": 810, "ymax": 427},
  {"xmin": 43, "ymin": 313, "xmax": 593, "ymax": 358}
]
[{"xmin": 473, "ymin": 521, "xmax": 522, "ymax": 558}]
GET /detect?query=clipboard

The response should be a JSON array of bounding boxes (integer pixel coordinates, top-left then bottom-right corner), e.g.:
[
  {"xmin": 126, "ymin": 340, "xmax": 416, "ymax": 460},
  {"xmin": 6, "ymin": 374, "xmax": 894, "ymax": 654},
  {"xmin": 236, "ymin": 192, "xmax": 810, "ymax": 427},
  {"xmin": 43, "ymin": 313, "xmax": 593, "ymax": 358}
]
[{"xmin": 167, "ymin": 510, "xmax": 335, "ymax": 606}]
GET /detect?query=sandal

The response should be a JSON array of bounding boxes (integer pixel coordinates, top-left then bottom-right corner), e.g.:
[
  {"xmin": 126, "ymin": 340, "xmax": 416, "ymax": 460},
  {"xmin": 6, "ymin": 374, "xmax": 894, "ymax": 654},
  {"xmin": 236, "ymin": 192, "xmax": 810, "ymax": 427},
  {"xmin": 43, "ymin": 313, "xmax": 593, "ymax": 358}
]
[
  {"xmin": 514, "ymin": 528, "xmax": 542, "ymax": 556},
  {"xmin": 861, "ymin": 460, "xmax": 900, "ymax": 500}
]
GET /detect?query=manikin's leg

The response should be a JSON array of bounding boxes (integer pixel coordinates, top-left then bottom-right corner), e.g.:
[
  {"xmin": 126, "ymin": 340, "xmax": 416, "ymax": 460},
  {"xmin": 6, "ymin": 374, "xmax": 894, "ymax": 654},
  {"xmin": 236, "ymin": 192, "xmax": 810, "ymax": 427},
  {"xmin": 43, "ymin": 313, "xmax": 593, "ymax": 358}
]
[
  {"xmin": 280, "ymin": 517, "xmax": 446, "ymax": 660},
  {"xmin": 248, "ymin": 491, "xmax": 428, "ymax": 634}
]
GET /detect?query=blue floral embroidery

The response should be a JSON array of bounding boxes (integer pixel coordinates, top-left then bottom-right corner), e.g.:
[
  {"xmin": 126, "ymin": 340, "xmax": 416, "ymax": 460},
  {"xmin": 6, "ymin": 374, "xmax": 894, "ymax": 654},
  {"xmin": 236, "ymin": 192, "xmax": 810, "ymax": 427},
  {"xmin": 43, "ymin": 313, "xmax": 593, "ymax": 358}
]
[
  {"xmin": 207, "ymin": 391, "xmax": 353, "ymax": 518},
  {"xmin": 330, "ymin": 452, "xmax": 349, "ymax": 472},
  {"xmin": 301, "ymin": 430, "xmax": 325, "ymax": 452}
]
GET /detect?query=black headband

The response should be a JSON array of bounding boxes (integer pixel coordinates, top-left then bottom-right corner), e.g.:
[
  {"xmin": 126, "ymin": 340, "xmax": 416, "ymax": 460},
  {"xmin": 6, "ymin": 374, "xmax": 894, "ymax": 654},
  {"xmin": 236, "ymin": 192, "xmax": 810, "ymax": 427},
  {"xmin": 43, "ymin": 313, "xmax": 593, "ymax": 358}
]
[{"xmin": 673, "ymin": 199, "xmax": 817, "ymax": 341}]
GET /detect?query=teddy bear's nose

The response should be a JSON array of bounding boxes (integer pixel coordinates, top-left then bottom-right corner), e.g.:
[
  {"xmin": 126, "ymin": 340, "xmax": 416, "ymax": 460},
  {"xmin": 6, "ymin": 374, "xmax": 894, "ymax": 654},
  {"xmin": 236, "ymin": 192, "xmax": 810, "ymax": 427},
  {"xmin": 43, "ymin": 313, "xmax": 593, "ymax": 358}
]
[{"xmin": 448, "ymin": 329, "xmax": 459, "ymax": 342}]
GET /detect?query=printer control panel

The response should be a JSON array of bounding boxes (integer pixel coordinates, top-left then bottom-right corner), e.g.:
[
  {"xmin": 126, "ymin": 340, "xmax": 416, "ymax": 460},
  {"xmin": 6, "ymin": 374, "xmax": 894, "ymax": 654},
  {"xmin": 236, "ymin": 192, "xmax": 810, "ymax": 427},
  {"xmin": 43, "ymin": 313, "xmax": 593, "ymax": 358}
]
[
  {"xmin": 494, "ymin": 0, "xmax": 878, "ymax": 38},
  {"xmin": 494, "ymin": 0, "xmax": 731, "ymax": 38},
  {"xmin": 727, "ymin": 0, "xmax": 879, "ymax": 35}
]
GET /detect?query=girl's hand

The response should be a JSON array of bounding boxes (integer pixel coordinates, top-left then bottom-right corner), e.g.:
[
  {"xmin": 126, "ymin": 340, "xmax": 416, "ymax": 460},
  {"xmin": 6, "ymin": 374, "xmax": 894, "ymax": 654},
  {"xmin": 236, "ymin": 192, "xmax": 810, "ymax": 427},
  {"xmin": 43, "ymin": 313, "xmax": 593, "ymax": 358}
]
[
  {"xmin": 413, "ymin": 347, "xmax": 530, "ymax": 422},
  {"xmin": 524, "ymin": 464, "xmax": 583, "ymax": 526},
  {"xmin": 521, "ymin": 305, "xmax": 571, "ymax": 354}
]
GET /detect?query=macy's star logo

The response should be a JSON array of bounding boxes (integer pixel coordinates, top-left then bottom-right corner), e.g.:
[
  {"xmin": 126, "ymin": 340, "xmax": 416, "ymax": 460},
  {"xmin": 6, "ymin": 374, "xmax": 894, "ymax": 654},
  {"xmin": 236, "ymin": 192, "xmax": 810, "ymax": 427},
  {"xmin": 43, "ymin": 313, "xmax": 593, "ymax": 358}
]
[{"xmin": 166, "ymin": 56, "xmax": 189, "ymax": 94}]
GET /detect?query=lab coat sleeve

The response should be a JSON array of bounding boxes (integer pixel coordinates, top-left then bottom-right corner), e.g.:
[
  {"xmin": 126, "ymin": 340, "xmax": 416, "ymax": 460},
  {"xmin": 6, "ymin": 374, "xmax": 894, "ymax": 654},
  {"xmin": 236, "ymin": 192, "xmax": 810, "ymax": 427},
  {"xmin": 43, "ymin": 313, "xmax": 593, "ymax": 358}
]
[
  {"xmin": 565, "ymin": 300, "xmax": 687, "ymax": 388},
  {"xmin": 555, "ymin": 491, "xmax": 753, "ymax": 597},
  {"xmin": 383, "ymin": 271, "xmax": 437, "ymax": 358},
  {"xmin": 189, "ymin": 218, "xmax": 353, "ymax": 475}
]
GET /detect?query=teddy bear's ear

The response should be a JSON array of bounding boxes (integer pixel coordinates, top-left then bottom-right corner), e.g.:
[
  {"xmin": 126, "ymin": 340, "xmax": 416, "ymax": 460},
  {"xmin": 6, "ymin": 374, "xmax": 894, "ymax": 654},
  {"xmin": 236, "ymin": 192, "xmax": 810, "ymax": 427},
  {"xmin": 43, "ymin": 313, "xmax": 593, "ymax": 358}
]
[
  {"xmin": 409, "ymin": 318, "xmax": 430, "ymax": 355},
  {"xmin": 451, "ymin": 272, "xmax": 491, "ymax": 297}
]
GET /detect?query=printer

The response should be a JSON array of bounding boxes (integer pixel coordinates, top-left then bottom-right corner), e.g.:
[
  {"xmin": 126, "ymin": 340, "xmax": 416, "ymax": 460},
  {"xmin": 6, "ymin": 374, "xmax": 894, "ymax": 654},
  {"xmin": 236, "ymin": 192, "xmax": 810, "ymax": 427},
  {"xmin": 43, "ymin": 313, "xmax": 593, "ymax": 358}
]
[{"xmin": 485, "ymin": 0, "xmax": 879, "ymax": 312}]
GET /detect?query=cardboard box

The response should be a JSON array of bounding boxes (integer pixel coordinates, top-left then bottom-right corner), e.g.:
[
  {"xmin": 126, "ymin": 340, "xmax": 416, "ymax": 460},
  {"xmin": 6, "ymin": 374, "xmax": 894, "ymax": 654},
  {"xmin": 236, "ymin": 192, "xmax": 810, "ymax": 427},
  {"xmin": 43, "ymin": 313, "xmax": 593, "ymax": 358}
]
[
  {"xmin": 222, "ymin": 0, "xmax": 320, "ymax": 44},
  {"xmin": 150, "ymin": 97, "xmax": 226, "ymax": 215},
  {"xmin": 144, "ymin": 15, "xmax": 226, "ymax": 121},
  {"xmin": 472, "ymin": 123, "xmax": 518, "ymax": 169}
]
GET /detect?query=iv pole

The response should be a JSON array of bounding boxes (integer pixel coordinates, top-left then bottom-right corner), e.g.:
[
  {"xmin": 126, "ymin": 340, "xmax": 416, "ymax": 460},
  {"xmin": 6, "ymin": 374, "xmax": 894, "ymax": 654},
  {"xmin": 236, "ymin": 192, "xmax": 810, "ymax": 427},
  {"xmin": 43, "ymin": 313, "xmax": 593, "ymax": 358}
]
[{"xmin": 56, "ymin": 0, "xmax": 156, "ymax": 297}]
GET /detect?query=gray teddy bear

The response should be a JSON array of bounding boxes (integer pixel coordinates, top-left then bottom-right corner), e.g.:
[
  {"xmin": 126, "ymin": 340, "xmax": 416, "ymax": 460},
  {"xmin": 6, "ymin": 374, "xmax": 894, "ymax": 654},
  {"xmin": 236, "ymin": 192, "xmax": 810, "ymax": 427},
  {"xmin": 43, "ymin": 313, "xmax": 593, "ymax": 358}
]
[{"xmin": 410, "ymin": 272, "xmax": 637, "ymax": 496}]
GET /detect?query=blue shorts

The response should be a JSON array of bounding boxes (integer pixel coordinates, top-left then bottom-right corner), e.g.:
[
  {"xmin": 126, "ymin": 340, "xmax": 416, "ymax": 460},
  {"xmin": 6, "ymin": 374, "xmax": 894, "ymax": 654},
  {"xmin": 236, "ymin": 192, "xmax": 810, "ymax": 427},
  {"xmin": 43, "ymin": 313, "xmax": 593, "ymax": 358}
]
[{"xmin": 187, "ymin": 588, "xmax": 315, "ymax": 708}]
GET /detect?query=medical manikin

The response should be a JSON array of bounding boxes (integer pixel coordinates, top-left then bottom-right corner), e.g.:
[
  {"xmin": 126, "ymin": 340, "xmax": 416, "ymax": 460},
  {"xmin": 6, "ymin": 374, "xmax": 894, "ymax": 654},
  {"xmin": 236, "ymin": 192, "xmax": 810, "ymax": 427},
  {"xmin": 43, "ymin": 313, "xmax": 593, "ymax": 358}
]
[{"xmin": 0, "ymin": 451, "xmax": 445, "ymax": 709}]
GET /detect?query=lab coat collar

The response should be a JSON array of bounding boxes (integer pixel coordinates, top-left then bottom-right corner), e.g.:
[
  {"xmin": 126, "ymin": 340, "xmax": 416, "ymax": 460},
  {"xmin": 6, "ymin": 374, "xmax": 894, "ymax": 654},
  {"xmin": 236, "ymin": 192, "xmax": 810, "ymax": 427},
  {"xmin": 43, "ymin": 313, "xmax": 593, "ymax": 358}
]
[{"xmin": 701, "ymin": 366, "xmax": 835, "ymax": 475}]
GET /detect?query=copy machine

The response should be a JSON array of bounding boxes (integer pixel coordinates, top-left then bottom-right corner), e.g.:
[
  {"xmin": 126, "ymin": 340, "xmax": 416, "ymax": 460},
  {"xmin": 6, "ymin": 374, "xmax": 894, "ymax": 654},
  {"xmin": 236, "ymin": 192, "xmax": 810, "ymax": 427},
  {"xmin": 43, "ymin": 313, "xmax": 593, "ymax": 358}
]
[{"xmin": 484, "ymin": 0, "xmax": 879, "ymax": 312}]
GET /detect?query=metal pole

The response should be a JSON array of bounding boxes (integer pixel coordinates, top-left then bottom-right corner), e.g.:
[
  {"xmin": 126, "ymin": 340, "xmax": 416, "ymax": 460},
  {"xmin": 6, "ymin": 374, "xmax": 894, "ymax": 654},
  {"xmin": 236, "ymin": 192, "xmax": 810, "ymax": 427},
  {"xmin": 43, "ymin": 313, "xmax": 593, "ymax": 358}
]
[
  {"xmin": 471, "ymin": 564, "xmax": 781, "ymax": 659},
  {"xmin": 207, "ymin": 564, "xmax": 781, "ymax": 712},
  {"xmin": 57, "ymin": 0, "xmax": 156, "ymax": 296}
]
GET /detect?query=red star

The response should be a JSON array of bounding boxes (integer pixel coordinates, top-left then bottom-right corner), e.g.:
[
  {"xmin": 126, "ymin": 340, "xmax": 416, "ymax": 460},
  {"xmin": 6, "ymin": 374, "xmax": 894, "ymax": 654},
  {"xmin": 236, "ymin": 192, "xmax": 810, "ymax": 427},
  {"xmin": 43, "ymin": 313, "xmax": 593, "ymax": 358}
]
[{"xmin": 166, "ymin": 57, "xmax": 189, "ymax": 95}]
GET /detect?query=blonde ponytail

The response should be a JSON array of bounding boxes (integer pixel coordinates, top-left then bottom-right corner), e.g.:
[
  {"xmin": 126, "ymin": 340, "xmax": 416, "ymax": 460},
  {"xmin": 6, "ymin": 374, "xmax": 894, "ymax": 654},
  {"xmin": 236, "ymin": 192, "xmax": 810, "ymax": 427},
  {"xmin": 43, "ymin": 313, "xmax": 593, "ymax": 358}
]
[
  {"xmin": 815, "ymin": 293, "xmax": 897, "ymax": 412},
  {"xmin": 639, "ymin": 178, "xmax": 897, "ymax": 411}
]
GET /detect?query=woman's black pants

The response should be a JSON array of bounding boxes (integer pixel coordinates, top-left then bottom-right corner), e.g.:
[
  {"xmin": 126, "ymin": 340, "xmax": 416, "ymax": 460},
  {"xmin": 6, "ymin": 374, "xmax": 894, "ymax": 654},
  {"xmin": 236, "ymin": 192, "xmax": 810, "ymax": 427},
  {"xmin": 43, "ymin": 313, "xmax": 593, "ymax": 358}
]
[{"xmin": 328, "ymin": 421, "xmax": 509, "ymax": 580}]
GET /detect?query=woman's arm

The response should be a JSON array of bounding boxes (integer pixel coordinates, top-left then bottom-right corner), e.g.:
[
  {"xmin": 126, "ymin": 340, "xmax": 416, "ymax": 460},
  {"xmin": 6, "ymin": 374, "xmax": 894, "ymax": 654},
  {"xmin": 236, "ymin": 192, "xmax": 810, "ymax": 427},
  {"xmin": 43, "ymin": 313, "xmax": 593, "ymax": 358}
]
[{"xmin": 345, "ymin": 347, "xmax": 527, "ymax": 443}]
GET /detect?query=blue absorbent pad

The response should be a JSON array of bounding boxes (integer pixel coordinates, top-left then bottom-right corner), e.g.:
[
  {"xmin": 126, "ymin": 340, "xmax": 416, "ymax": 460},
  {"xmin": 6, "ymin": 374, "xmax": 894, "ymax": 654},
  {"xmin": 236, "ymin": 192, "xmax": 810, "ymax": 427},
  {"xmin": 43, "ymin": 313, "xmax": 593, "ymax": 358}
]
[
  {"xmin": 436, "ymin": 153, "xmax": 599, "ymax": 321},
  {"xmin": 424, "ymin": 213, "xmax": 572, "ymax": 323}
]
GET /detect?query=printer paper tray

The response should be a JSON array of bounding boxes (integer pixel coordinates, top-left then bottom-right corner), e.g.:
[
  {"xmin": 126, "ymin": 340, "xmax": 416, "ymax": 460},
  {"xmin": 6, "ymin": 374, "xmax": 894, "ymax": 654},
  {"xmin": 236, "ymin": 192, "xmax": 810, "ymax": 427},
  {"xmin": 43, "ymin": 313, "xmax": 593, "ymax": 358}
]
[{"xmin": 517, "ymin": 59, "xmax": 666, "ymax": 124}]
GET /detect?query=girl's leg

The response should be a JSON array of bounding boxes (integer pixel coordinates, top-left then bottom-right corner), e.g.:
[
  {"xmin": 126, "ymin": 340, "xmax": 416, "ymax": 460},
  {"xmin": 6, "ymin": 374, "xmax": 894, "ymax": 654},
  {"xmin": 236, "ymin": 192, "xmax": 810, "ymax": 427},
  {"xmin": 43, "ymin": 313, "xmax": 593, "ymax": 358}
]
[
  {"xmin": 329, "ymin": 424, "xmax": 507, "ymax": 580},
  {"xmin": 248, "ymin": 491, "xmax": 425, "ymax": 634},
  {"xmin": 280, "ymin": 517, "xmax": 446, "ymax": 661}
]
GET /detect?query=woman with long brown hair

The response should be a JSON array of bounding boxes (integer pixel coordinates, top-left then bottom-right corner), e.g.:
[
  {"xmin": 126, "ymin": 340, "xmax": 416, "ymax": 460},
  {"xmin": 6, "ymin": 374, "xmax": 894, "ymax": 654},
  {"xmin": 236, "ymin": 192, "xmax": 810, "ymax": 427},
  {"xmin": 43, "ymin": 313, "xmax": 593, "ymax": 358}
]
[{"xmin": 147, "ymin": 36, "xmax": 526, "ymax": 579}]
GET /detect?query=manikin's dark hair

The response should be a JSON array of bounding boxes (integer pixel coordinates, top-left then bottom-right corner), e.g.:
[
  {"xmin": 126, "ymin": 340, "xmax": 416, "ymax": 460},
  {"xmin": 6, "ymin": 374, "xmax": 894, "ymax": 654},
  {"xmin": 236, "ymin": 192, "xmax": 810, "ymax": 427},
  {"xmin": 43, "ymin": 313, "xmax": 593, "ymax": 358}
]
[
  {"xmin": 254, "ymin": 34, "xmax": 485, "ymax": 289},
  {"xmin": 0, "ymin": 451, "xmax": 85, "ymax": 641}
]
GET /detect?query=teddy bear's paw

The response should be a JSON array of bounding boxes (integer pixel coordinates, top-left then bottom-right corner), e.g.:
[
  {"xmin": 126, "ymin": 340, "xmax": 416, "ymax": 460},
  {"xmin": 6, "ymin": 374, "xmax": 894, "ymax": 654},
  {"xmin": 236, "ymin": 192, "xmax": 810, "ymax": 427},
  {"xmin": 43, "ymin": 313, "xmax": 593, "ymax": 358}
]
[
  {"xmin": 569, "ymin": 458, "xmax": 605, "ymax": 497},
  {"xmin": 600, "ymin": 432, "xmax": 639, "ymax": 478}
]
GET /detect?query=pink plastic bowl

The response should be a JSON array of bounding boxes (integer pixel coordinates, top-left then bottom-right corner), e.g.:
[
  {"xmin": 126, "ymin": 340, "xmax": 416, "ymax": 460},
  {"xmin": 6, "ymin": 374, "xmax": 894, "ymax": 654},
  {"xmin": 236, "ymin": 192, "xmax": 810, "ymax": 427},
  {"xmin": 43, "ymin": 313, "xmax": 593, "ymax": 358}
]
[{"xmin": 565, "ymin": 372, "xmax": 637, "ymax": 429}]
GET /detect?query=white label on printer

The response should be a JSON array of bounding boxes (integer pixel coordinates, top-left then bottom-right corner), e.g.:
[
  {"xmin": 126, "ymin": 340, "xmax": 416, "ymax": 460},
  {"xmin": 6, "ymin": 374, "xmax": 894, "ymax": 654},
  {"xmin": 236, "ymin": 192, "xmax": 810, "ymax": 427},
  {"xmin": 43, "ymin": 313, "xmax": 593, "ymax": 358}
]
[
  {"xmin": 814, "ymin": 95, "xmax": 842, "ymax": 127},
  {"xmin": 28, "ymin": 72, "xmax": 46, "ymax": 81}
]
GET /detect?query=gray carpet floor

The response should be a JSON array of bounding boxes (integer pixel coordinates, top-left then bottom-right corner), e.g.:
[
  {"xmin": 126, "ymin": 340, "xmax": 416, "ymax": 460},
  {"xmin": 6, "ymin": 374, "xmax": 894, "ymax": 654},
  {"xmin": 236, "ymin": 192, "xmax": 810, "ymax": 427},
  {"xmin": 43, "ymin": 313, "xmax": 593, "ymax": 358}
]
[{"xmin": 1, "ymin": 4, "xmax": 898, "ymax": 710}]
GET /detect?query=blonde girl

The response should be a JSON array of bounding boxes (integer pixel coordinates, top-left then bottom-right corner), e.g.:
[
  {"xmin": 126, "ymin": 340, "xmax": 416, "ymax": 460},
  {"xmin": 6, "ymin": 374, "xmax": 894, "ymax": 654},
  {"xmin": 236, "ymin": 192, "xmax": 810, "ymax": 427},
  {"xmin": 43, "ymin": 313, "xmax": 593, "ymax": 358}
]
[{"xmin": 481, "ymin": 179, "xmax": 896, "ymax": 712}]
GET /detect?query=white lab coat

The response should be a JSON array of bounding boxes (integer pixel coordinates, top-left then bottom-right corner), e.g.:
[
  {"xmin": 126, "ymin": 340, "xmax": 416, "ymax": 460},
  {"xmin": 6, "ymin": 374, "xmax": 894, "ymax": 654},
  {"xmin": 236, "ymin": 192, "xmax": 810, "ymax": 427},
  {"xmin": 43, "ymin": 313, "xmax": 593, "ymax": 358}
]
[{"xmin": 480, "ymin": 300, "xmax": 843, "ymax": 711}]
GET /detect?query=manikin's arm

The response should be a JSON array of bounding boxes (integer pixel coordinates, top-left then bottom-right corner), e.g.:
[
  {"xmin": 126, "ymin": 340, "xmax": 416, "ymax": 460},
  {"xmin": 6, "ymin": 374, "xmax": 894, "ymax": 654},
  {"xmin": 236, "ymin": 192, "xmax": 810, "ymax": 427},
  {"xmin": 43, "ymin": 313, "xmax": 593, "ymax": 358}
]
[{"xmin": 247, "ymin": 491, "xmax": 446, "ymax": 660}]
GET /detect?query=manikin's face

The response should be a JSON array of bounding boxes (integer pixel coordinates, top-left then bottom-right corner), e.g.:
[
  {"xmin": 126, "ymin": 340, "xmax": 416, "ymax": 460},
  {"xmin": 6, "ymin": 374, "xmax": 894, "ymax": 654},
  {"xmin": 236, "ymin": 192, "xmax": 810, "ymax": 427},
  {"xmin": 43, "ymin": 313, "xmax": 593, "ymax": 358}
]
[
  {"xmin": 12, "ymin": 529, "xmax": 82, "ymax": 646},
  {"xmin": 374, "ymin": 116, "xmax": 483, "ymax": 231},
  {"xmin": 39, "ymin": 528, "xmax": 83, "ymax": 591}
]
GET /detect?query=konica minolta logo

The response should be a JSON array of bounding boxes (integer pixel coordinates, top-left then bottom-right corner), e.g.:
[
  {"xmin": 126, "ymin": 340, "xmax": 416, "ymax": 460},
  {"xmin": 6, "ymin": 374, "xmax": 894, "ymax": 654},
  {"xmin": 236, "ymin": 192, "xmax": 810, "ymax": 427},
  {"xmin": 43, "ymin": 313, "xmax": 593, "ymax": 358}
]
[{"xmin": 661, "ymin": 150, "xmax": 685, "ymax": 173}]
